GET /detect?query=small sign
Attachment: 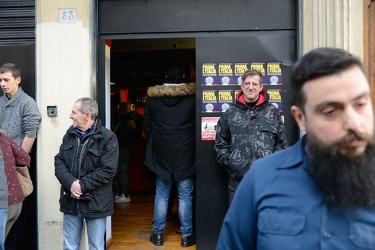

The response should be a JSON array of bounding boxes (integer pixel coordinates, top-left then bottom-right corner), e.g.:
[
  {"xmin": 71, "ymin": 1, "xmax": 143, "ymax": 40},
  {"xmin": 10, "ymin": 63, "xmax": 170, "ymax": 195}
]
[{"xmin": 59, "ymin": 8, "xmax": 77, "ymax": 23}]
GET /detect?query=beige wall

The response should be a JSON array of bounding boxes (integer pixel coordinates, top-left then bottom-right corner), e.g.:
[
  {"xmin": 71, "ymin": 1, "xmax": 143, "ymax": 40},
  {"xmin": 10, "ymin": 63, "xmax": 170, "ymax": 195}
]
[
  {"xmin": 36, "ymin": 0, "xmax": 96, "ymax": 249},
  {"xmin": 302, "ymin": 0, "xmax": 364, "ymax": 59}
]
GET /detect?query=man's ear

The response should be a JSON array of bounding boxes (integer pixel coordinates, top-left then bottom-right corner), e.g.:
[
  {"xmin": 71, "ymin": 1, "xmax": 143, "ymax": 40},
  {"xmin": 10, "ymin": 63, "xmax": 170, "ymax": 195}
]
[{"xmin": 291, "ymin": 105, "xmax": 306, "ymax": 132}]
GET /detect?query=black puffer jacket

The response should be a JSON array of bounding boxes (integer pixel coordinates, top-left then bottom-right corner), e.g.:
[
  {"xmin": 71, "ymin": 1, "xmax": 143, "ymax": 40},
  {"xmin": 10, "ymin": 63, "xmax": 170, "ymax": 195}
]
[
  {"xmin": 55, "ymin": 119, "xmax": 119, "ymax": 218},
  {"xmin": 215, "ymin": 90, "xmax": 288, "ymax": 191},
  {"xmin": 144, "ymin": 83, "xmax": 196, "ymax": 182}
]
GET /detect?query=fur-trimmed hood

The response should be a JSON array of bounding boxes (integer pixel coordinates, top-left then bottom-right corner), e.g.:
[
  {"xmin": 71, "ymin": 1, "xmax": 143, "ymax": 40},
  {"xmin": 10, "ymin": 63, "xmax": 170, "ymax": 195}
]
[{"xmin": 147, "ymin": 83, "xmax": 196, "ymax": 98}]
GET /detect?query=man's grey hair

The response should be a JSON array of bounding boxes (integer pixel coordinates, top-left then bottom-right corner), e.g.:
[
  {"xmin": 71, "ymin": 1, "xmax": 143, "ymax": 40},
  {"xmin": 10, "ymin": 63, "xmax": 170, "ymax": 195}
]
[{"xmin": 75, "ymin": 97, "xmax": 99, "ymax": 119}]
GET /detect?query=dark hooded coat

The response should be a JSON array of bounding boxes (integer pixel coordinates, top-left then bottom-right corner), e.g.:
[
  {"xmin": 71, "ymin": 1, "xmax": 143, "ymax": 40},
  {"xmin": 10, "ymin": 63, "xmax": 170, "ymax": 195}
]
[{"xmin": 144, "ymin": 83, "xmax": 196, "ymax": 182}]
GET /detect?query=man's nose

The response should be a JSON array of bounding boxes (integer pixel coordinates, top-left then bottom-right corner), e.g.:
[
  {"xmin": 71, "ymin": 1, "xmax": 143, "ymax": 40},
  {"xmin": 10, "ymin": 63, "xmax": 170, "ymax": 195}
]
[{"xmin": 343, "ymin": 108, "xmax": 361, "ymax": 131}]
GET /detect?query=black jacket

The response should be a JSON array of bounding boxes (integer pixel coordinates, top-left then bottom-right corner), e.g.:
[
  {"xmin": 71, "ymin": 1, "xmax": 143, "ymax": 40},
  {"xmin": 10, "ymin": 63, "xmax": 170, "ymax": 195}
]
[
  {"xmin": 144, "ymin": 83, "xmax": 196, "ymax": 182},
  {"xmin": 55, "ymin": 119, "xmax": 119, "ymax": 218},
  {"xmin": 215, "ymin": 90, "xmax": 288, "ymax": 191}
]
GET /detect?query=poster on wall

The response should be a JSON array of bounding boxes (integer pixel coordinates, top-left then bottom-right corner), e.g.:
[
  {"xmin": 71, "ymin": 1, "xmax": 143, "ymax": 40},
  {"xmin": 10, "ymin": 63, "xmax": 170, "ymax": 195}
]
[
  {"xmin": 202, "ymin": 63, "xmax": 218, "ymax": 86},
  {"xmin": 234, "ymin": 63, "xmax": 249, "ymax": 85},
  {"xmin": 265, "ymin": 62, "xmax": 282, "ymax": 85},
  {"xmin": 267, "ymin": 89, "xmax": 283, "ymax": 112},
  {"xmin": 218, "ymin": 63, "xmax": 234, "ymax": 85},
  {"xmin": 250, "ymin": 62, "xmax": 266, "ymax": 84},
  {"xmin": 218, "ymin": 89, "xmax": 234, "ymax": 112},
  {"xmin": 202, "ymin": 89, "xmax": 218, "ymax": 113},
  {"xmin": 201, "ymin": 117, "xmax": 220, "ymax": 140}
]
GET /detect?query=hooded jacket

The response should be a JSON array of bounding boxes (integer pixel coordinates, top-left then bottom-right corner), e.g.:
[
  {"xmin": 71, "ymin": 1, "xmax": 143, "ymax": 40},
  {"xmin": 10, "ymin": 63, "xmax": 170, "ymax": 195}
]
[
  {"xmin": 144, "ymin": 83, "xmax": 196, "ymax": 182},
  {"xmin": 215, "ymin": 89, "xmax": 288, "ymax": 192}
]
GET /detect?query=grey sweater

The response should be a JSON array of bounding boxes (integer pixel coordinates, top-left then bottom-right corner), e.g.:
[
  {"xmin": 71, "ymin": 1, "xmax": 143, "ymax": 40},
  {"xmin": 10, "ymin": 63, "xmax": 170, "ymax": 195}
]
[
  {"xmin": 0, "ymin": 150, "xmax": 7, "ymax": 209},
  {"xmin": 0, "ymin": 87, "xmax": 41, "ymax": 145}
]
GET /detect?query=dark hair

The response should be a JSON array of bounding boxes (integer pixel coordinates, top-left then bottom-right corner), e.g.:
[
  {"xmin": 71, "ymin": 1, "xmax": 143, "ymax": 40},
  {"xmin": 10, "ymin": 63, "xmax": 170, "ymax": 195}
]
[
  {"xmin": 241, "ymin": 69, "xmax": 262, "ymax": 83},
  {"xmin": 291, "ymin": 47, "xmax": 365, "ymax": 108},
  {"xmin": 164, "ymin": 65, "xmax": 186, "ymax": 84},
  {"xmin": 0, "ymin": 63, "xmax": 21, "ymax": 78}
]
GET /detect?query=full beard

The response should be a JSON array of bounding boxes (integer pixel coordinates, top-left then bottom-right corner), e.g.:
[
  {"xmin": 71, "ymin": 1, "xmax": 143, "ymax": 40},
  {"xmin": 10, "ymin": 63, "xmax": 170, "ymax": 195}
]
[{"xmin": 306, "ymin": 130, "xmax": 375, "ymax": 209}]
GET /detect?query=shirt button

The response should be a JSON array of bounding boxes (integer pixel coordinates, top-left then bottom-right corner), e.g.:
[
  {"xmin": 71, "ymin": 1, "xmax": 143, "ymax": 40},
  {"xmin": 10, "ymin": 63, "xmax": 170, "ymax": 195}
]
[
  {"xmin": 324, "ymin": 232, "xmax": 331, "ymax": 238},
  {"xmin": 273, "ymin": 223, "xmax": 279, "ymax": 230}
]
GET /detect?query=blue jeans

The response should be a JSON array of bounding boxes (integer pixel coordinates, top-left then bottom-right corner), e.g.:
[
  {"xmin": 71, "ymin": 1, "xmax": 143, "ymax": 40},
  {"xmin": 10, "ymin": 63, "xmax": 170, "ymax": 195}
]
[
  {"xmin": 63, "ymin": 213, "xmax": 106, "ymax": 250},
  {"xmin": 153, "ymin": 175, "xmax": 194, "ymax": 237},
  {"xmin": 0, "ymin": 208, "xmax": 8, "ymax": 250}
]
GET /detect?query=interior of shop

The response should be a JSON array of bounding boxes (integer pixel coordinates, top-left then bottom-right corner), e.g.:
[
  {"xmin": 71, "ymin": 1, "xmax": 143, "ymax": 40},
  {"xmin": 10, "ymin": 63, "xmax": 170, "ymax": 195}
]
[{"xmin": 108, "ymin": 38, "xmax": 196, "ymax": 248}]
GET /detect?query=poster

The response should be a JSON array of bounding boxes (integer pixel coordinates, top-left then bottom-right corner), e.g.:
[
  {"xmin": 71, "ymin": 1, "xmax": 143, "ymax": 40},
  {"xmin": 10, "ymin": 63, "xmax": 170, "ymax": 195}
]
[
  {"xmin": 202, "ymin": 63, "xmax": 217, "ymax": 86},
  {"xmin": 267, "ymin": 89, "xmax": 283, "ymax": 112},
  {"xmin": 201, "ymin": 117, "xmax": 220, "ymax": 140},
  {"xmin": 250, "ymin": 62, "xmax": 266, "ymax": 84},
  {"xmin": 218, "ymin": 63, "xmax": 234, "ymax": 85},
  {"xmin": 202, "ymin": 89, "xmax": 218, "ymax": 113},
  {"xmin": 218, "ymin": 89, "xmax": 234, "ymax": 112},
  {"xmin": 265, "ymin": 62, "xmax": 282, "ymax": 85},
  {"xmin": 234, "ymin": 63, "xmax": 249, "ymax": 85}
]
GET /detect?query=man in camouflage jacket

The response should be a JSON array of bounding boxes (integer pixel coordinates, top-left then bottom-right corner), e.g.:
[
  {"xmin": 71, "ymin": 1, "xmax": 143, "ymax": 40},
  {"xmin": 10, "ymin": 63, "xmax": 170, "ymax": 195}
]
[{"xmin": 215, "ymin": 69, "xmax": 288, "ymax": 203}]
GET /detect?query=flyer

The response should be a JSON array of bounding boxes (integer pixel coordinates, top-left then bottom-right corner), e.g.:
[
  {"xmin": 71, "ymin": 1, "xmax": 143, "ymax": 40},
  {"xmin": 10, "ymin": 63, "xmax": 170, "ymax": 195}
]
[
  {"xmin": 202, "ymin": 63, "xmax": 217, "ymax": 86},
  {"xmin": 250, "ymin": 62, "xmax": 266, "ymax": 84},
  {"xmin": 267, "ymin": 89, "xmax": 283, "ymax": 112},
  {"xmin": 265, "ymin": 62, "xmax": 282, "ymax": 85},
  {"xmin": 201, "ymin": 117, "xmax": 220, "ymax": 140},
  {"xmin": 218, "ymin": 63, "xmax": 234, "ymax": 85},
  {"xmin": 202, "ymin": 89, "xmax": 218, "ymax": 113},
  {"xmin": 218, "ymin": 89, "xmax": 234, "ymax": 112},
  {"xmin": 234, "ymin": 63, "xmax": 249, "ymax": 85}
]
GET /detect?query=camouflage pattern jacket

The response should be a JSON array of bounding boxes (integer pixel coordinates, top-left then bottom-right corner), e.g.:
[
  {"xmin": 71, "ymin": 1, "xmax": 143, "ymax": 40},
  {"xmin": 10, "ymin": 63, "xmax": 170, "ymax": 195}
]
[{"xmin": 214, "ymin": 90, "xmax": 288, "ymax": 193}]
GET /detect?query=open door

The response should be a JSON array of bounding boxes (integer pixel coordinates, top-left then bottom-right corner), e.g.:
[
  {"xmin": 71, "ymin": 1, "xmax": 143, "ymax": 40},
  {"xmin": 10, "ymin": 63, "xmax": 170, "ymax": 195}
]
[{"xmin": 195, "ymin": 33, "xmax": 297, "ymax": 249}]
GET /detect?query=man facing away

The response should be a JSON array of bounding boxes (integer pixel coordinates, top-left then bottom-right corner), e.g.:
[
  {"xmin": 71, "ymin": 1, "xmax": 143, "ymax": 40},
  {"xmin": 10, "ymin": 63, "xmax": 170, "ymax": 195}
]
[
  {"xmin": 144, "ymin": 65, "xmax": 196, "ymax": 247},
  {"xmin": 214, "ymin": 69, "xmax": 288, "ymax": 203},
  {"xmin": 216, "ymin": 47, "xmax": 375, "ymax": 249},
  {"xmin": 55, "ymin": 97, "xmax": 119, "ymax": 249}
]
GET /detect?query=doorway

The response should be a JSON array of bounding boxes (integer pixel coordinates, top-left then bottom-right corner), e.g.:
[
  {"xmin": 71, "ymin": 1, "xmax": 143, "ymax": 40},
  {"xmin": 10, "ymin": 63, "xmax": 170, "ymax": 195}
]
[{"xmin": 107, "ymin": 37, "xmax": 196, "ymax": 248}]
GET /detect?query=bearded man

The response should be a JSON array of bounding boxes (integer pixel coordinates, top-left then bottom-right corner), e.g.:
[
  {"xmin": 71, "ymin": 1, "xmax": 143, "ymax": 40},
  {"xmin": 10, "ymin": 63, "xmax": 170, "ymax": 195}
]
[{"xmin": 216, "ymin": 47, "xmax": 375, "ymax": 250}]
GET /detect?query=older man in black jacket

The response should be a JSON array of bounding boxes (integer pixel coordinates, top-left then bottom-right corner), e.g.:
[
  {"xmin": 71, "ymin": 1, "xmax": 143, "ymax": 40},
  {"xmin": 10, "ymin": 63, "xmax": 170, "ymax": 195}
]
[
  {"xmin": 144, "ymin": 65, "xmax": 196, "ymax": 247},
  {"xmin": 55, "ymin": 97, "xmax": 119, "ymax": 249}
]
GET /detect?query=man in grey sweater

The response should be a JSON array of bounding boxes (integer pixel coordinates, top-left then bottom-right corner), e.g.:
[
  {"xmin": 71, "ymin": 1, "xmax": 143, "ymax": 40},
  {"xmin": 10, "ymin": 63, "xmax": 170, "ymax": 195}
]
[
  {"xmin": 0, "ymin": 63, "xmax": 41, "ymax": 153},
  {"xmin": 0, "ymin": 63, "xmax": 41, "ymax": 249}
]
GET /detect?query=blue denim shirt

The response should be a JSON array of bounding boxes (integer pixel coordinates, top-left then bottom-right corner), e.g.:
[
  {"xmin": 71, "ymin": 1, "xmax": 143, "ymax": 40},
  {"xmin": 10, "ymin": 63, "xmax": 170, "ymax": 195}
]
[{"xmin": 216, "ymin": 136, "xmax": 375, "ymax": 250}]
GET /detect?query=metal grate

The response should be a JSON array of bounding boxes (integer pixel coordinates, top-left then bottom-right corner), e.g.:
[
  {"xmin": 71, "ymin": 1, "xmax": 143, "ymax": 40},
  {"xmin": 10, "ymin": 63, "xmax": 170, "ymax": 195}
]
[{"xmin": 0, "ymin": 0, "xmax": 35, "ymax": 45}]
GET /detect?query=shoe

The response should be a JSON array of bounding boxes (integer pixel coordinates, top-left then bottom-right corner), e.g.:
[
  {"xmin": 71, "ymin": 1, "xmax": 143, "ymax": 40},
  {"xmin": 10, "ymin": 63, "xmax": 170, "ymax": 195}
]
[
  {"xmin": 181, "ymin": 233, "xmax": 196, "ymax": 247},
  {"xmin": 115, "ymin": 194, "xmax": 131, "ymax": 203},
  {"xmin": 150, "ymin": 232, "xmax": 163, "ymax": 246}
]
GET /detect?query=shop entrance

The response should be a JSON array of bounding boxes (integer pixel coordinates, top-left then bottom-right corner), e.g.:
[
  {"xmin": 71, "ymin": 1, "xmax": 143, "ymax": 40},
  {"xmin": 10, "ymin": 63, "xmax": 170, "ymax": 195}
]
[{"xmin": 97, "ymin": 1, "xmax": 297, "ymax": 249}]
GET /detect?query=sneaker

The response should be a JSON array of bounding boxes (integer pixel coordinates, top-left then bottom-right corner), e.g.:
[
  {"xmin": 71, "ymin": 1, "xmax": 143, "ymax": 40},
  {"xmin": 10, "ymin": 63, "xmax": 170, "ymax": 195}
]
[{"xmin": 115, "ymin": 194, "xmax": 131, "ymax": 203}]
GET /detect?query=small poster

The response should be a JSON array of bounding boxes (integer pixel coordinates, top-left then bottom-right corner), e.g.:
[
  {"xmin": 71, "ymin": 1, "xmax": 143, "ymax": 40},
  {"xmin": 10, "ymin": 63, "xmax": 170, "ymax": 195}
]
[
  {"xmin": 267, "ymin": 89, "xmax": 283, "ymax": 112},
  {"xmin": 265, "ymin": 62, "xmax": 282, "ymax": 85},
  {"xmin": 218, "ymin": 89, "xmax": 234, "ymax": 112},
  {"xmin": 250, "ymin": 62, "xmax": 266, "ymax": 84},
  {"xmin": 202, "ymin": 89, "xmax": 218, "ymax": 113},
  {"xmin": 218, "ymin": 63, "xmax": 234, "ymax": 85},
  {"xmin": 202, "ymin": 63, "xmax": 217, "ymax": 86},
  {"xmin": 234, "ymin": 63, "xmax": 249, "ymax": 85},
  {"xmin": 201, "ymin": 117, "xmax": 220, "ymax": 141}
]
